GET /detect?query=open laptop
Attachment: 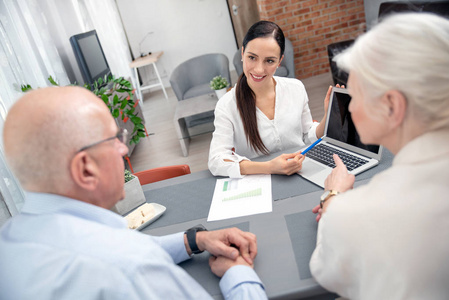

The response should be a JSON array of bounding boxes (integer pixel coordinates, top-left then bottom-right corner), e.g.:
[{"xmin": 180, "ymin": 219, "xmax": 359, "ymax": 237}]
[{"xmin": 298, "ymin": 87, "xmax": 383, "ymax": 188}]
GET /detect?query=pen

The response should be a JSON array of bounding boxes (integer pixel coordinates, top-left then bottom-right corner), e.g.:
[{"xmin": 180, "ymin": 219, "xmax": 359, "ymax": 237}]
[{"xmin": 301, "ymin": 135, "xmax": 325, "ymax": 155}]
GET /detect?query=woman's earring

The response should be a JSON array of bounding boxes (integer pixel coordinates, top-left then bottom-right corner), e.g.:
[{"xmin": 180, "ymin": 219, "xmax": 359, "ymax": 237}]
[{"xmin": 241, "ymin": 59, "xmax": 243, "ymax": 62}]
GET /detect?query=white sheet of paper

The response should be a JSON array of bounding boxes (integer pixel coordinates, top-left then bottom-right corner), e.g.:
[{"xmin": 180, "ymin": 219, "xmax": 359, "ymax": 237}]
[{"xmin": 207, "ymin": 174, "xmax": 272, "ymax": 222}]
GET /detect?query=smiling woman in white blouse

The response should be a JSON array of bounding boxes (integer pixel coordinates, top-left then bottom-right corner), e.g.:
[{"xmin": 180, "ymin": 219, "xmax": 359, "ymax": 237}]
[{"xmin": 208, "ymin": 21, "xmax": 331, "ymax": 178}]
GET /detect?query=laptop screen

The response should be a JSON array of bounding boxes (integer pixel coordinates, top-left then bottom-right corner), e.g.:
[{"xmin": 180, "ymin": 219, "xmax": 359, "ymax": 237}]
[{"xmin": 326, "ymin": 90, "xmax": 380, "ymax": 154}]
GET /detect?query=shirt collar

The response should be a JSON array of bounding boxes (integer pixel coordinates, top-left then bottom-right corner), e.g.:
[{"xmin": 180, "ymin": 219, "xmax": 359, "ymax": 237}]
[
  {"xmin": 21, "ymin": 192, "xmax": 127, "ymax": 229},
  {"xmin": 393, "ymin": 129, "xmax": 449, "ymax": 166}
]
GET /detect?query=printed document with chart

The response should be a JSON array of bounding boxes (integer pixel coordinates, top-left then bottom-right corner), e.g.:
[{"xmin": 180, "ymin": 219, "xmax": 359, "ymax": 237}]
[{"xmin": 207, "ymin": 174, "xmax": 272, "ymax": 222}]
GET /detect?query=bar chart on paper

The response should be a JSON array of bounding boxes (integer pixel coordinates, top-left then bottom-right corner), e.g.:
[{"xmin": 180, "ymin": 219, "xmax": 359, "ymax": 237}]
[
  {"xmin": 222, "ymin": 187, "xmax": 262, "ymax": 201},
  {"xmin": 207, "ymin": 175, "xmax": 272, "ymax": 221}
]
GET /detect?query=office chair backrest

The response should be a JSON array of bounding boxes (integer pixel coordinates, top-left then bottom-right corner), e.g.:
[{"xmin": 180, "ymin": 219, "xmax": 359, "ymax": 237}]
[
  {"xmin": 169, "ymin": 53, "xmax": 230, "ymax": 101},
  {"xmin": 326, "ymin": 1, "xmax": 449, "ymax": 87},
  {"xmin": 378, "ymin": 1, "xmax": 449, "ymax": 19},
  {"xmin": 327, "ymin": 39, "xmax": 354, "ymax": 86},
  {"xmin": 133, "ymin": 165, "xmax": 191, "ymax": 185}
]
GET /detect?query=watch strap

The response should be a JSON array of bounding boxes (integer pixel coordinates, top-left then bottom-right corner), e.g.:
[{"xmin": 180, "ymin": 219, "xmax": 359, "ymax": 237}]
[
  {"xmin": 185, "ymin": 224, "xmax": 207, "ymax": 254},
  {"xmin": 320, "ymin": 190, "xmax": 339, "ymax": 208}
]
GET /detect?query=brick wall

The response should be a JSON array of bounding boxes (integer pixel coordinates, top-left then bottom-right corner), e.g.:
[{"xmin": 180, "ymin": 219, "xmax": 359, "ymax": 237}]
[{"xmin": 256, "ymin": 0, "xmax": 366, "ymax": 79}]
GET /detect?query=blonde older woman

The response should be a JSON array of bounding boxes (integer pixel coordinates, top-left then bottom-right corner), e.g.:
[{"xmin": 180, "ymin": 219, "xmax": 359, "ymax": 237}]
[{"xmin": 309, "ymin": 13, "xmax": 449, "ymax": 299}]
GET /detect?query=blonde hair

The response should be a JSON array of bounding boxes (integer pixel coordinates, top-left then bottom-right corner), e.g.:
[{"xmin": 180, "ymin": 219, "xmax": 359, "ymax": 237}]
[{"xmin": 336, "ymin": 13, "xmax": 449, "ymax": 131}]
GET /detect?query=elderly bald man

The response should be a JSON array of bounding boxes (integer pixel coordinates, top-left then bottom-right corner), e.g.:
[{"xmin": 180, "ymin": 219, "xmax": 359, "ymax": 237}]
[{"xmin": 0, "ymin": 86, "xmax": 267, "ymax": 300}]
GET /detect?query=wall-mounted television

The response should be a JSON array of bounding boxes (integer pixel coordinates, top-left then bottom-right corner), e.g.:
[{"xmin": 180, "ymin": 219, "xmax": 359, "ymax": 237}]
[{"xmin": 69, "ymin": 30, "xmax": 111, "ymax": 87}]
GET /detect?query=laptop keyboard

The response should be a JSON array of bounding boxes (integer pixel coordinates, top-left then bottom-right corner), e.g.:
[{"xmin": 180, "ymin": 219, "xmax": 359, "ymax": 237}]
[{"xmin": 306, "ymin": 144, "xmax": 369, "ymax": 171}]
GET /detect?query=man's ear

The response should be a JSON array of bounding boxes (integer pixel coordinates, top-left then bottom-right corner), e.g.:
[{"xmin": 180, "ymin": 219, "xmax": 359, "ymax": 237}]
[
  {"xmin": 70, "ymin": 152, "xmax": 99, "ymax": 191},
  {"xmin": 381, "ymin": 90, "xmax": 407, "ymax": 129}
]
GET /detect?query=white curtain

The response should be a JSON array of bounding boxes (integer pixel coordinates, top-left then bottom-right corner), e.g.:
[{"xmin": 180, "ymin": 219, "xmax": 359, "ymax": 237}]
[
  {"xmin": 81, "ymin": 0, "xmax": 138, "ymax": 89},
  {"xmin": 0, "ymin": 0, "xmax": 70, "ymax": 218},
  {"xmin": 0, "ymin": 0, "xmax": 137, "ymax": 220}
]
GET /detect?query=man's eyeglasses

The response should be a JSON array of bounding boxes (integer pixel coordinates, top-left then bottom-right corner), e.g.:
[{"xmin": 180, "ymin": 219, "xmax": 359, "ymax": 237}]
[{"xmin": 77, "ymin": 128, "xmax": 128, "ymax": 153}]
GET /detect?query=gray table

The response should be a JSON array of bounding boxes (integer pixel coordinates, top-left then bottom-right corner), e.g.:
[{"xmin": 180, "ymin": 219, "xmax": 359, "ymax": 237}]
[
  {"xmin": 141, "ymin": 148, "xmax": 394, "ymax": 299},
  {"xmin": 174, "ymin": 93, "xmax": 218, "ymax": 156}
]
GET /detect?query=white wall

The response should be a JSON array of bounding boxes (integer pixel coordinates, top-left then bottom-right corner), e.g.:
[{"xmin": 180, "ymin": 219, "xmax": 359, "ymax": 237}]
[{"xmin": 116, "ymin": 0, "xmax": 237, "ymax": 87}]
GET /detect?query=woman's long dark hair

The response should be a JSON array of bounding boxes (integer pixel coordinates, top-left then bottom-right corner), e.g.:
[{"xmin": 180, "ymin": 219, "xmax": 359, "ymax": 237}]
[{"xmin": 236, "ymin": 20, "xmax": 285, "ymax": 155}]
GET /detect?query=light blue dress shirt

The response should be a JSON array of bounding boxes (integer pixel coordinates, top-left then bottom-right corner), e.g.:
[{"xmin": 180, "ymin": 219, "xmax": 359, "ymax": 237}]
[{"xmin": 0, "ymin": 192, "xmax": 266, "ymax": 299}]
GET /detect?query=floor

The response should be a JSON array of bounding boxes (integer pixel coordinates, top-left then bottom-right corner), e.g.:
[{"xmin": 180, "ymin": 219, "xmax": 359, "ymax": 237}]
[{"xmin": 129, "ymin": 72, "xmax": 333, "ymax": 174}]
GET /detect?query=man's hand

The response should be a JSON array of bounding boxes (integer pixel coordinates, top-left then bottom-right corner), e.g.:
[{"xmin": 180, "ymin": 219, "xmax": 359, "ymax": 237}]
[
  {"xmin": 209, "ymin": 255, "xmax": 253, "ymax": 278},
  {"xmin": 269, "ymin": 152, "xmax": 305, "ymax": 175},
  {"xmin": 196, "ymin": 227, "xmax": 257, "ymax": 264}
]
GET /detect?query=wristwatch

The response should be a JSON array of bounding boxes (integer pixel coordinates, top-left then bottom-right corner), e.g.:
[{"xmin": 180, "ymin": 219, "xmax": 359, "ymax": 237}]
[
  {"xmin": 185, "ymin": 224, "xmax": 208, "ymax": 254},
  {"xmin": 320, "ymin": 190, "xmax": 339, "ymax": 209}
]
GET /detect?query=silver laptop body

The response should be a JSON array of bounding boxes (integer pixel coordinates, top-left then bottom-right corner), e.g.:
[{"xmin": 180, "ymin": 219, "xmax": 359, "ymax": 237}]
[{"xmin": 298, "ymin": 87, "xmax": 383, "ymax": 188}]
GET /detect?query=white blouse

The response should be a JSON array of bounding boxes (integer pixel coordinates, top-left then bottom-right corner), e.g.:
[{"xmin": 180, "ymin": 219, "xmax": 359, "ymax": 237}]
[{"xmin": 208, "ymin": 76, "xmax": 319, "ymax": 178}]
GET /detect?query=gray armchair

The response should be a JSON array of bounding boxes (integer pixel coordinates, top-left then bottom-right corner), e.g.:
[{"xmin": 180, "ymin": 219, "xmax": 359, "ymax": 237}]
[
  {"xmin": 169, "ymin": 53, "xmax": 230, "ymax": 128},
  {"xmin": 233, "ymin": 38, "xmax": 296, "ymax": 78}
]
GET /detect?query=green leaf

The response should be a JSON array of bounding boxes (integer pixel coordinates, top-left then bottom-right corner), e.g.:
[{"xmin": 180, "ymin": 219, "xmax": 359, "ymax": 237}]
[
  {"xmin": 113, "ymin": 94, "xmax": 119, "ymax": 106},
  {"xmin": 98, "ymin": 77, "xmax": 103, "ymax": 86},
  {"xmin": 99, "ymin": 86, "xmax": 108, "ymax": 94},
  {"xmin": 114, "ymin": 77, "xmax": 124, "ymax": 84},
  {"xmin": 124, "ymin": 169, "xmax": 134, "ymax": 183},
  {"xmin": 120, "ymin": 99, "xmax": 128, "ymax": 109},
  {"xmin": 21, "ymin": 84, "xmax": 33, "ymax": 92},
  {"xmin": 112, "ymin": 108, "xmax": 119, "ymax": 118},
  {"xmin": 210, "ymin": 75, "xmax": 229, "ymax": 90},
  {"xmin": 48, "ymin": 76, "xmax": 59, "ymax": 86},
  {"xmin": 136, "ymin": 123, "xmax": 145, "ymax": 130},
  {"xmin": 137, "ymin": 131, "xmax": 146, "ymax": 138},
  {"xmin": 101, "ymin": 94, "xmax": 109, "ymax": 104},
  {"xmin": 131, "ymin": 116, "xmax": 142, "ymax": 124}
]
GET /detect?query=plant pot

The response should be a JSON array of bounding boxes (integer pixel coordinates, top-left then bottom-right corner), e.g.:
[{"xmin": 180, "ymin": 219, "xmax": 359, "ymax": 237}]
[
  {"xmin": 214, "ymin": 87, "xmax": 227, "ymax": 99},
  {"xmin": 111, "ymin": 175, "xmax": 146, "ymax": 215}
]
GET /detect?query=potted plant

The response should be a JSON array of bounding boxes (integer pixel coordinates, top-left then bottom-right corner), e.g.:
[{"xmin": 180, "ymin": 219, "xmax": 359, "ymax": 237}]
[
  {"xmin": 20, "ymin": 75, "xmax": 147, "ymax": 147},
  {"xmin": 111, "ymin": 169, "xmax": 146, "ymax": 215},
  {"xmin": 210, "ymin": 75, "xmax": 229, "ymax": 99}
]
